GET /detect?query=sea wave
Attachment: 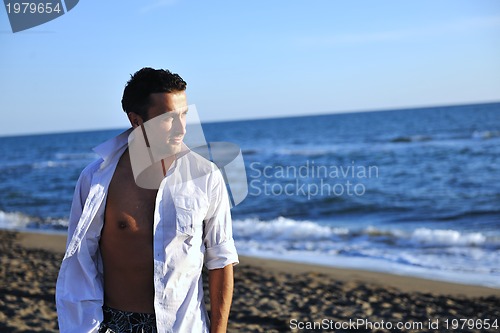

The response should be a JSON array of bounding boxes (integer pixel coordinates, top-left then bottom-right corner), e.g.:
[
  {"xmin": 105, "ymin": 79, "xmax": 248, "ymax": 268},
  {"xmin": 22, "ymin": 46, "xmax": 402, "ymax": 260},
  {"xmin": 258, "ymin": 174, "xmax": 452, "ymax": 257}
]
[
  {"xmin": 272, "ymin": 130, "xmax": 500, "ymax": 157},
  {"xmin": 389, "ymin": 135, "xmax": 432, "ymax": 143},
  {"xmin": 54, "ymin": 152, "xmax": 98, "ymax": 160},
  {"xmin": 411, "ymin": 228, "xmax": 486, "ymax": 246},
  {"xmin": 234, "ymin": 216, "xmax": 348, "ymax": 241},
  {"xmin": 234, "ymin": 217, "xmax": 498, "ymax": 246},
  {"xmin": 472, "ymin": 130, "xmax": 500, "ymax": 140},
  {"xmin": 241, "ymin": 149, "xmax": 260, "ymax": 156},
  {"xmin": 232, "ymin": 217, "xmax": 500, "ymax": 287},
  {"xmin": 0, "ymin": 210, "xmax": 32, "ymax": 230},
  {"xmin": 0, "ymin": 210, "xmax": 68, "ymax": 231},
  {"xmin": 32, "ymin": 161, "xmax": 71, "ymax": 169},
  {"xmin": 388, "ymin": 130, "xmax": 500, "ymax": 143},
  {"xmin": 32, "ymin": 152, "xmax": 98, "ymax": 169},
  {"xmin": 275, "ymin": 147, "xmax": 340, "ymax": 157}
]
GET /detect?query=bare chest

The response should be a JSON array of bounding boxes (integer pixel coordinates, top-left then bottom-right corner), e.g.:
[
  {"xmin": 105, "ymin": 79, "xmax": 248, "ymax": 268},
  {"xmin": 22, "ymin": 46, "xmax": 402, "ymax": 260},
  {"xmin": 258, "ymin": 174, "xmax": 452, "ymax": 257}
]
[{"xmin": 104, "ymin": 158, "xmax": 158, "ymax": 234}]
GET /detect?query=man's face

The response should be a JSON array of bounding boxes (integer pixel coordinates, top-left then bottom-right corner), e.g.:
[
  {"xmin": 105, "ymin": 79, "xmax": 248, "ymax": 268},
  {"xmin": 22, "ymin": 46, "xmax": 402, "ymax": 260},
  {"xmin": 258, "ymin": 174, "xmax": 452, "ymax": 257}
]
[{"xmin": 144, "ymin": 91, "xmax": 188, "ymax": 156}]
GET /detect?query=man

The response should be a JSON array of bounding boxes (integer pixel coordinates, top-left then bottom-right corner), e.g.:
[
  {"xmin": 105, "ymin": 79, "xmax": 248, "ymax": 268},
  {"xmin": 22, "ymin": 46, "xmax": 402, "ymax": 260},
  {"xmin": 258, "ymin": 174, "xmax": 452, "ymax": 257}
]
[{"xmin": 56, "ymin": 68, "xmax": 238, "ymax": 333}]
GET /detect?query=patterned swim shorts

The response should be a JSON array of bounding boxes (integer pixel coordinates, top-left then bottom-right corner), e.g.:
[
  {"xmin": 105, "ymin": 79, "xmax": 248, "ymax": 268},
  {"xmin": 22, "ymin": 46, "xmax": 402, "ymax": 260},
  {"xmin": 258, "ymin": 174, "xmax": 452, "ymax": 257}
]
[{"xmin": 98, "ymin": 305, "xmax": 157, "ymax": 333}]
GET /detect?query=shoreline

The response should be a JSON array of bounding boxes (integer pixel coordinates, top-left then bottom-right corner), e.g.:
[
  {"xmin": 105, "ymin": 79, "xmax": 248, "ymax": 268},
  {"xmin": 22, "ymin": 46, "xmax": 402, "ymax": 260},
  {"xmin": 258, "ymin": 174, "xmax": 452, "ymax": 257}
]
[
  {"xmin": 11, "ymin": 231, "xmax": 500, "ymax": 297},
  {"xmin": 14, "ymin": 230, "xmax": 500, "ymax": 298}
]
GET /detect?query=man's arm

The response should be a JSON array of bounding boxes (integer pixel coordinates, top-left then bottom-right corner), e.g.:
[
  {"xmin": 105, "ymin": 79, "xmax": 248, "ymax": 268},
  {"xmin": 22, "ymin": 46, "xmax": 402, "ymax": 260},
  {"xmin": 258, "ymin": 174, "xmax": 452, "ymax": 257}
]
[{"xmin": 208, "ymin": 264, "xmax": 234, "ymax": 333}]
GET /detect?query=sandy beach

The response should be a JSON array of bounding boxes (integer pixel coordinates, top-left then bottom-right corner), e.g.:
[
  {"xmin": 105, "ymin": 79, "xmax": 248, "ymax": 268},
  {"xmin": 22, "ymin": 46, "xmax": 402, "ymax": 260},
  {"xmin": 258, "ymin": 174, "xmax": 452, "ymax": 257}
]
[{"xmin": 1, "ymin": 230, "xmax": 499, "ymax": 332}]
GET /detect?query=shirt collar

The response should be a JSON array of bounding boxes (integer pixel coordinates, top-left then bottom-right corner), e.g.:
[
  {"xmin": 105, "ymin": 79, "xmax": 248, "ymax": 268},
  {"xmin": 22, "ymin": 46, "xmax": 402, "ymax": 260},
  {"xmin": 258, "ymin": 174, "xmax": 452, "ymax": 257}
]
[{"xmin": 92, "ymin": 128, "xmax": 133, "ymax": 161}]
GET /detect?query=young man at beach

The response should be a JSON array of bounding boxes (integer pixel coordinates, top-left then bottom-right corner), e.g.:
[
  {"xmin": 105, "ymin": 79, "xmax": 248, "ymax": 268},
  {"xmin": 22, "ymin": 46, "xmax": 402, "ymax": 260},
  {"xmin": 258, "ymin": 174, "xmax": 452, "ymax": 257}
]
[{"xmin": 56, "ymin": 68, "xmax": 238, "ymax": 333}]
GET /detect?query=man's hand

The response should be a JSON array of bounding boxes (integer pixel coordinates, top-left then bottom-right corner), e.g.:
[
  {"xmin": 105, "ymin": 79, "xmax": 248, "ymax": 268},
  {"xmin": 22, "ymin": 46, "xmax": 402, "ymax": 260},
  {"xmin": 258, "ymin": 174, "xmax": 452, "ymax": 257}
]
[{"xmin": 208, "ymin": 264, "xmax": 234, "ymax": 333}]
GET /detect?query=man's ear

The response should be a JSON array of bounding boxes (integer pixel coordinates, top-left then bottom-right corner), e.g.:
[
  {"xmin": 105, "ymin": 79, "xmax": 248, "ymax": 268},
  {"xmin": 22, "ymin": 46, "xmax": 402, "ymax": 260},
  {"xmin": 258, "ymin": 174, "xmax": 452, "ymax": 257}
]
[{"xmin": 127, "ymin": 112, "xmax": 144, "ymax": 128}]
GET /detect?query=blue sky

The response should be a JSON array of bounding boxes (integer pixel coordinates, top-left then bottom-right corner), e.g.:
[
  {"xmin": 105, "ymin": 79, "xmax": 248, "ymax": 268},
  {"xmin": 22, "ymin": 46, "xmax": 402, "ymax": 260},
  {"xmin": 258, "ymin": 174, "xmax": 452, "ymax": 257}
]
[{"xmin": 1, "ymin": 0, "xmax": 499, "ymax": 136}]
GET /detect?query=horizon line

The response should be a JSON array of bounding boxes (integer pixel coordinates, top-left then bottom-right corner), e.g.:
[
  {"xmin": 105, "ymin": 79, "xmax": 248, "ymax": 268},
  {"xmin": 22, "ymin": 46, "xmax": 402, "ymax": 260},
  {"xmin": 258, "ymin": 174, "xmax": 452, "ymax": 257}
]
[{"xmin": 1, "ymin": 100, "xmax": 499, "ymax": 138}]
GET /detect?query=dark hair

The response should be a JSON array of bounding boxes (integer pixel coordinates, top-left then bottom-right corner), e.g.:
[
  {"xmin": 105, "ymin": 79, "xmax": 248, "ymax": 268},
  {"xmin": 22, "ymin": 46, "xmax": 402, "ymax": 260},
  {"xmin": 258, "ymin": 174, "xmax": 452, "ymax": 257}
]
[{"xmin": 121, "ymin": 67, "xmax": 187, "ymax": 120}]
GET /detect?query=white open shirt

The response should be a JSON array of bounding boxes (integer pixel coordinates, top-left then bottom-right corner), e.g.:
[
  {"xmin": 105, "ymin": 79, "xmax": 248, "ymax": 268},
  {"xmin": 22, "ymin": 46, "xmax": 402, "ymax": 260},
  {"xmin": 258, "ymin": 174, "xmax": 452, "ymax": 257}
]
[{"xmin": 56, "ymin": 129, "xmax": 239, "ymax": 333}]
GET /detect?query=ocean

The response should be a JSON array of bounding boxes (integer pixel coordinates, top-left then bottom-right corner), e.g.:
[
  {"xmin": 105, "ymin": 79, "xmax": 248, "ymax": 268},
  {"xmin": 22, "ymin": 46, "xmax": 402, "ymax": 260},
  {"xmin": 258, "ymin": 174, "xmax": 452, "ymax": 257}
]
[{"xmin": 1, "ymin": 102, "xmax": 499, "ymax": 288}]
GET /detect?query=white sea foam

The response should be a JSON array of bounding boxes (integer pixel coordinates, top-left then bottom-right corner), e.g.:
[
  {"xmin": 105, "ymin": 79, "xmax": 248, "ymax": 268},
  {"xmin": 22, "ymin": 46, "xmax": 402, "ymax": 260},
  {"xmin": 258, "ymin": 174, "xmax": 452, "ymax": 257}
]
[
  {"xmin": 234, "ymin": 216, "xmax": 348, "ymax": 241},
  {"xmin": 411, "ymin": 228, "xmax": 486, "ymax": 246},
  {"xmin": 32, "ymin": 152, "xmax": 98, "ymax": 169},
  {"xmin": 233, "ymin": 218, "xmax": 493, "ymax": 247},
  {"xmin": 54, "ymin": 152, "xmax": 98, "ymax": 160},
  {"xmin": 32, "ymin": 160, "xmax": 69, "ymax": 169},
  {"xmin": 0, "ymin": 210, "xmax": 68, "ymax": 232},
  {"xmin": 0, "ymin": 210, "xmax": 32, "ymax": 230},
  {"xmin": 472, "ymin": 130, "xmax": 500, "ymax": 140},
  {"xmin": 232, "ymin": 217, "xmax": 500, "ymax": 288}
]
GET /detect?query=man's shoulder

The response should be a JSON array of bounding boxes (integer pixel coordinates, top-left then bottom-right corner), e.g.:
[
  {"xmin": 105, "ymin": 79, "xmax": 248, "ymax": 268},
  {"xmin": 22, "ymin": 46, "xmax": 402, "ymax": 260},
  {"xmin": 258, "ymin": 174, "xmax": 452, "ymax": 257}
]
[
  {"xmin": 180, "ymin": 150, "xmax": 218, "ymax": 175},
  {"xmin": 77, "ymin": 158, "xmax": 104, "ymax": 183},
  {"xmin": 173, "ymin": 150, "xmax": 226, "ymax": 193},
  {"xmin": 83, "ymin": 157, "xmax": 104, "ymax": 173}
]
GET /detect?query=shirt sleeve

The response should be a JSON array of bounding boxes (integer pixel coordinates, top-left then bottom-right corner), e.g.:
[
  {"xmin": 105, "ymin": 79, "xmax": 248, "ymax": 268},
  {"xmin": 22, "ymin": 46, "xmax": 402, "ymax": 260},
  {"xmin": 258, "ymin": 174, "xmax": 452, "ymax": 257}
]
[
  {"xmin": 65, "ymin": 160, "xmax": 98, "ymax": 249},
  {"xmin": 57, "ymin": 159, "xmax": 103, "ymax": 333},
  {"xmin": 203, "ymin": 169, "xmax": 239, "ymax": 270}
]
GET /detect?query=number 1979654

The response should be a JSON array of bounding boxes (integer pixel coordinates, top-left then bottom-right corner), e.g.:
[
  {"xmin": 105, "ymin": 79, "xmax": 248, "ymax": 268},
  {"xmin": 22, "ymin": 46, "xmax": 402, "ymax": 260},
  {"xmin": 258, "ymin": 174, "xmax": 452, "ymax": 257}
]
[
  {"xmin": 6, "ymin": 2, "xmax": 62, "ymax": 14},
  {"xmin": 444, "ymin": 318, "xmax": 498, "ymax": 330}
]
